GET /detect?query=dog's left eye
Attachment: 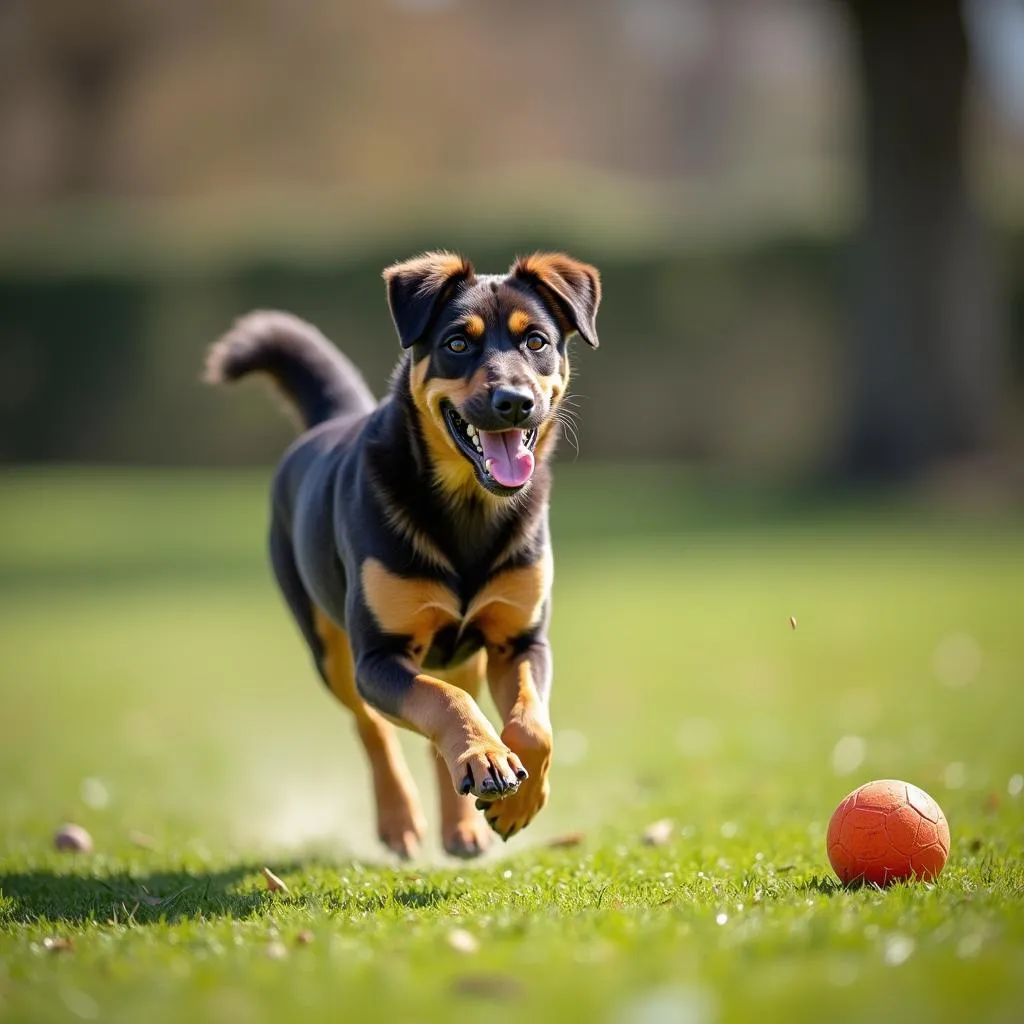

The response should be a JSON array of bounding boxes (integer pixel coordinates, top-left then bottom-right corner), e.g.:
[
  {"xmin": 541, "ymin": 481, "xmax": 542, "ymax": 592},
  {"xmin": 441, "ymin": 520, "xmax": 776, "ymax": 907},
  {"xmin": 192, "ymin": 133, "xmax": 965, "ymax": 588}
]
[
  {"xmin": 445, "ymin": 336, "xmax": 469, "ymax": 353},
  {"xmin": 525, "ymin": 332, "xmax": 548, "ymax": 352}
]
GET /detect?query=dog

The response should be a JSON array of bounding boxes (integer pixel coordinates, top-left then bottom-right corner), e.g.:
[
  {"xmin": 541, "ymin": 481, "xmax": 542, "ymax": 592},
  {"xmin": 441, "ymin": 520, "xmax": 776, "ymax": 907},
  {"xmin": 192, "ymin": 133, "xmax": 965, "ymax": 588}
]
[{"xmin": 204, "ymin": 251, "xmax": 600, "ymax": 858}]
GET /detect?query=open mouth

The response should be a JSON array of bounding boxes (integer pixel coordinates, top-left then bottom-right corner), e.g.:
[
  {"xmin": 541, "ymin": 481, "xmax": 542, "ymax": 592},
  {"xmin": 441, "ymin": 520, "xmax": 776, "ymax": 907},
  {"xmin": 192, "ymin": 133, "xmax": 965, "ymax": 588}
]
[{"xmin": 442, "ymin": 402, "xmax": 538, "ymax": 492}]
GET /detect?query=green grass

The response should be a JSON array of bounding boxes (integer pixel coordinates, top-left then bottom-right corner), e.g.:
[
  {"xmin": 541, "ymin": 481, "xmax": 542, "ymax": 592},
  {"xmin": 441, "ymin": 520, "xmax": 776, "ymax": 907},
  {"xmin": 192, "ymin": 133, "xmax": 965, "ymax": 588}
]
[{"xmin": 1, "ymin": 466, "xmax": 1022, "ymax": 1024}]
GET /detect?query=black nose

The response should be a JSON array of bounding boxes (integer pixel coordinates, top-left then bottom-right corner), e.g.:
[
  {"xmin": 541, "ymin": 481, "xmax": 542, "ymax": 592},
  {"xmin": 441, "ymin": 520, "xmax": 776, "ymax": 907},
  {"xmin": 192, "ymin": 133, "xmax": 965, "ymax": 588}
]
[{"xmin": 491, "ymin": 387, "xmax": 535, "ymax": 426}]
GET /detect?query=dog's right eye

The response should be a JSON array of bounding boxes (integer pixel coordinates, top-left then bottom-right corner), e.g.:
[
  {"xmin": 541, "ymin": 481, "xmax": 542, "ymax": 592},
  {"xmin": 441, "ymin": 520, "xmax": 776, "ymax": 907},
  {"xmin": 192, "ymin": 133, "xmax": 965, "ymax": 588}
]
[{"xmin": 445, "ymin": 336, "xmax": 469, "ymax": 354}]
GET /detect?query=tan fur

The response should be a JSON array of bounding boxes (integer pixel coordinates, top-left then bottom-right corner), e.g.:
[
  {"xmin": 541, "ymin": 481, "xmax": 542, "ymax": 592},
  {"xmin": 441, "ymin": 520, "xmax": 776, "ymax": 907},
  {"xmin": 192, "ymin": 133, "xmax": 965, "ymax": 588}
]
[
  {"xmin": 409, "ymin": 360, "xmax": 505, "ymax": 506},
  {"xmin": 421, "ymin": 368, "xmax": 490, "ymax": 421},
  {"xmin": 507, "ymin": 309, "xmax": 531, "ymax": 335},
  {"xmin": 465, "ymin": 547, "xmax": 553, "ymax": 648},
  {"xmin": 431, "ymin": 651, "xmax": 493, "ymax": 856},
  {"xmin": 399, "ymin": 671, "xmax": 524, "ymax": 800},
  {"xmin": 360, "ymin": 558, "xmax": 461, "ymax": 656},
  {"xmin": 485, "ymin": 654, "xmax": 553, "ymax": 837},
  {"xmin": 464, "ymin": 314, "xmax": 486, "ymax": 339},
  {"xmin": 383, "ymin": 251, "xmax": 473, "ymax": 297},
  {"xmin": 360, "ymin": 549, "xmax": 552, "ymax": 657},
  {"xmin": 513, "ymin": 253, "xmax": 601, "ymax": 300}
]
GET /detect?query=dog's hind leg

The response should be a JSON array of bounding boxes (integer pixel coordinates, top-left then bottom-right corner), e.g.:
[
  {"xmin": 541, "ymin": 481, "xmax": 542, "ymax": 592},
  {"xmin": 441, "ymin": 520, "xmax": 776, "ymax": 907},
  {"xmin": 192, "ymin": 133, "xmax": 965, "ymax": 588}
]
[
  {"xmin": 269, "ymin": 521, "xmax": 425, "ymax": 858},
  {"xmin": 312, "ymin": 609, "xmax": 427, "ymax": 859},
  {"xmin": 311, "ymin": 610, "xmax": 423, "ymax": 860},
  {"xmin": 430, "ymin": 651, "xmax": 494, "ymax": 859}
]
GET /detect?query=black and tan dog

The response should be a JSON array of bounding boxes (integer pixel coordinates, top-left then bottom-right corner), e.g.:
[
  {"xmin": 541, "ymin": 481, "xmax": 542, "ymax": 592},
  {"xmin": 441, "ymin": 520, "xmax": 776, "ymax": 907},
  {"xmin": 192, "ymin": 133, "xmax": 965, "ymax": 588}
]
[{"xmin": 205, "ymin": 251, "xmax": 600, "ymax": 858}]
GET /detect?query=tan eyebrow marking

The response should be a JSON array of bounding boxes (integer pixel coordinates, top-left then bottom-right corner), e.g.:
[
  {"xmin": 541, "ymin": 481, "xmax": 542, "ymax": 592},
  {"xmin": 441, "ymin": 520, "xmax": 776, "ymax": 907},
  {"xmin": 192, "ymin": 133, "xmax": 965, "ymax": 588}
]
[
  {"xmin": 507, "ymin": 309, "xmax": 530, "ymax": 334},
  {"xmin": 464, "ymin": 314, "xmax": 485, "ymax": 339}
]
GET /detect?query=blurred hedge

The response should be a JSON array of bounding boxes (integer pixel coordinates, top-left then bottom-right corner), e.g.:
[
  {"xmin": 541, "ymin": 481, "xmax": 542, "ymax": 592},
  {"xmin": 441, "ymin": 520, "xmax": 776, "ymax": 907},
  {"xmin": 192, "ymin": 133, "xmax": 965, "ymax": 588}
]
[{"xmin": 1, "ymin": 222, "xmax": 1020, "ymax": 473}]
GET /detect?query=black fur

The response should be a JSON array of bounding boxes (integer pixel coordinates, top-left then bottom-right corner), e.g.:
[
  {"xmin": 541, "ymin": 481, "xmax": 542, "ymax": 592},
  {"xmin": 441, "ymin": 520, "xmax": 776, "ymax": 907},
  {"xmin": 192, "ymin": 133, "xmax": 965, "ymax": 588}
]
[{"xmin": 204, "ymin": 310, "xmax": 375, "ymax": 429}]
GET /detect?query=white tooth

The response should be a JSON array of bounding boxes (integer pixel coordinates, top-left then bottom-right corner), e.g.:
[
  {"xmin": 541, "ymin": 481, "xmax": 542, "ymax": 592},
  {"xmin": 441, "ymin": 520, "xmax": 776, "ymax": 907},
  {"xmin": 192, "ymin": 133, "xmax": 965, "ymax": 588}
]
[
  {"xmin": 466, "ymin": 425, "xmax": 476, "ymax": 437},
  {"xmin": 484, "ymin": 459, "xmax": 494, "ymax": 476}
]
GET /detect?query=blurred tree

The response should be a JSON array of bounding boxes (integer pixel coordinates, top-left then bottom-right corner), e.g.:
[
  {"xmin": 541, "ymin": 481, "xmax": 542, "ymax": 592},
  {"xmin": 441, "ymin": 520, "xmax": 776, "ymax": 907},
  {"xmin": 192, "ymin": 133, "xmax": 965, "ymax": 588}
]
[
  {"xmin": 31, "ymin": 2, "xmax": 143, "ymax": 194},
  {"xmin": 840, "ymin": 0, "xmax": 1007, "ymax": 480}
]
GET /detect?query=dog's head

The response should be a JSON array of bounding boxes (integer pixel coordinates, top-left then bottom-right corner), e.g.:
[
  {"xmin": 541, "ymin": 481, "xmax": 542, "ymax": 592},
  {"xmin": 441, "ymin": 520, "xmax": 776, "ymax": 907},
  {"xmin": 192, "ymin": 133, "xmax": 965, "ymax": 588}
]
[{"xmin": 383, "ymin": 251, "xmax": 600, "ymax": 499}]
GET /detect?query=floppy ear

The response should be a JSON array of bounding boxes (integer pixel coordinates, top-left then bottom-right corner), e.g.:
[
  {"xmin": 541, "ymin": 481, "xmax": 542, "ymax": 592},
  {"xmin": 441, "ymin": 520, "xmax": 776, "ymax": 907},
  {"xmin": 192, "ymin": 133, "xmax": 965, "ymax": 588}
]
[
  {"xmin": 382, "ymin": 251, "xmax": 475, "ymax": 349},
  {"xmin": 511, "ymin": 252, "xmax": 601, "ymax": 348}
]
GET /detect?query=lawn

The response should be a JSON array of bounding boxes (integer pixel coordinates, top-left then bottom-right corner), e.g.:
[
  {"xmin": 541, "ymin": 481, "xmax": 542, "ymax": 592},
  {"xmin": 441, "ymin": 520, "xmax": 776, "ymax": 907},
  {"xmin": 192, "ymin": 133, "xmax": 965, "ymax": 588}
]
[{"xmin": 0, "ymin": 466, "xmax": 1022, "ymax": 1024}]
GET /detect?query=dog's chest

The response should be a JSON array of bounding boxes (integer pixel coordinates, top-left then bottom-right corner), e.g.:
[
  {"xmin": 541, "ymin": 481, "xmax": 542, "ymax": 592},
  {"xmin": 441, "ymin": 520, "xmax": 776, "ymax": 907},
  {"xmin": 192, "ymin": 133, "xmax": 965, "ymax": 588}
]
[{"xmin": 360, "ymin": 552, "xmax": 551, "ymax": 660}]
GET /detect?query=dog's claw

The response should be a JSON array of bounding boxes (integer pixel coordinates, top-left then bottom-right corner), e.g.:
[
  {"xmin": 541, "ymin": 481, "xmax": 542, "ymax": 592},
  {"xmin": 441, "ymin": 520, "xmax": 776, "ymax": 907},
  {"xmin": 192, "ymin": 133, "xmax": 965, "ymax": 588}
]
[{"xmin": 452, "ymin": 744, "xmax": 525, "ymax": 801}]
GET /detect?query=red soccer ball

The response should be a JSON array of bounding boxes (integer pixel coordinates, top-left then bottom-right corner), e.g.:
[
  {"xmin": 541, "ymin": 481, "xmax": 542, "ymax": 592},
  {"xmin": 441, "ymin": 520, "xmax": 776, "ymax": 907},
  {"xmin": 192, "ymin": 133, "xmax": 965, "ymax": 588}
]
[{"xmin": 827, "ymin": 779, "xmax": 950, "ymax": 886}]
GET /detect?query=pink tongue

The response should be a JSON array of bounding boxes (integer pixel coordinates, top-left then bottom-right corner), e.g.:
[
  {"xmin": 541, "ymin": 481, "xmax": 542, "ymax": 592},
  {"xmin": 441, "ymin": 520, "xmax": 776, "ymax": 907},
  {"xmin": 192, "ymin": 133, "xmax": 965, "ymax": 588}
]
[{"xmin": 478, "ymin": 430, "xmax": 535, "ymax": 488}]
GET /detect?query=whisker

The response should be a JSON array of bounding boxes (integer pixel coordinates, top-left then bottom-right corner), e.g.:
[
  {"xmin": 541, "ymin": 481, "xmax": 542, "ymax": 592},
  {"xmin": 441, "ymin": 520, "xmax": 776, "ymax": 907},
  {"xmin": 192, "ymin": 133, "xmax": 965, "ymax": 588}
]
[
  {"xmin": 555, "ymin": 409, "xmax": 581, "ymax": 435},
  {"xmin": 554, "ymin": 411, "xmax": 581, "ymax": 458}
]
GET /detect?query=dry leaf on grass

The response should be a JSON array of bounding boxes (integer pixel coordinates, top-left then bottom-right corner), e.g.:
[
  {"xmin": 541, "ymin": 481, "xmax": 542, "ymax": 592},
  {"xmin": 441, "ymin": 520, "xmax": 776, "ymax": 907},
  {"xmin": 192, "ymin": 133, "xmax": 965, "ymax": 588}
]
[
  {"xmin": 262, "ymin": 867, "xmax": 290, "ymax": 894},
  {"xmin": 43, "ymin": 936, "xmax": 74, "ymax": 954},
  {"xmin": 546, "ymin": 832, "xmax": 586, "ymax": 849}
]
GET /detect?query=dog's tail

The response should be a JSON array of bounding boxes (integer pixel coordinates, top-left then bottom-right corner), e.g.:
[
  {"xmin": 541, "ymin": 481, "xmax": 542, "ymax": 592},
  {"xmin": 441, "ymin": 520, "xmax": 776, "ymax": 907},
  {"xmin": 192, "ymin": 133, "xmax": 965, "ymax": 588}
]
[{"xmin": 204, "ymin": 311, "xmax": 375, "ymax": 430}]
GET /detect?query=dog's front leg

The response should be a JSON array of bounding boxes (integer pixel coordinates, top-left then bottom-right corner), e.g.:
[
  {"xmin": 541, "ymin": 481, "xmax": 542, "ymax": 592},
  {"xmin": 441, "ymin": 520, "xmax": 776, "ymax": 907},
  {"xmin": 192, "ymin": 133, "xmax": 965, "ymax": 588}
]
[
  {"xmin": 355, "ymin": 650, "xmax": 527, "ymax": 802},
  {"xmin": 481, "ymin": 640, "xmax": 553, "ymax": 839}
]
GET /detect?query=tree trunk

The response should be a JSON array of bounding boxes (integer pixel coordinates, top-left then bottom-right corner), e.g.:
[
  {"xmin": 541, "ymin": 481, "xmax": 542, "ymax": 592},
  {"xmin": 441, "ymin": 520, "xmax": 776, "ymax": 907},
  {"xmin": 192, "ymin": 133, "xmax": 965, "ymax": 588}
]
[{"xmin": 840, "ymin": 0, "xmax": 1006, "ymax": 480}]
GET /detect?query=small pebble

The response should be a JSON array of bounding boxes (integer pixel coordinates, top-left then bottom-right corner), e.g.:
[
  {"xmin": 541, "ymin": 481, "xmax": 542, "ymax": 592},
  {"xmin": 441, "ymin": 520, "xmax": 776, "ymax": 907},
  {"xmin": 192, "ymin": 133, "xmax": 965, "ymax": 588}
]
[
  {"xmin": 296, "ymin": 930, "xmax": 315, "ymax": 946},
  {"xmin": 43, "ymin": 936, "xmax": 74, "ymax": 954},
  {"xmin": 642, "ymin": 819, "xmax": 674, "ymax": 846},
  {"xmin": 447, "ymin": 928, "xmax": 479, "ymax": 955},
  {"xmin": 54, "ymin": 824, "xmax": 93, "ymax": 853},
  {"xmin": 452, "ymin": 972, "xmax": 523, "ymax": 1000}
]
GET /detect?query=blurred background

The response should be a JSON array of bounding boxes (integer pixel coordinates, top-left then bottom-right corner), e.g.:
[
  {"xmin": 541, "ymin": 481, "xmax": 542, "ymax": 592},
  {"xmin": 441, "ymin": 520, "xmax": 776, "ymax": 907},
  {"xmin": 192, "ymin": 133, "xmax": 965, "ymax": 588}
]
[
  {"xmin": 2, "ymin": 11, "xmax": 1024, "ymax": 1021},
  {"xmin": 1, "ymin": 1, "xmax": 1024, "ymax": 975},
  {"xmin": 1, "ymin": 0, "xmax": 1022, "ymax": 486}
]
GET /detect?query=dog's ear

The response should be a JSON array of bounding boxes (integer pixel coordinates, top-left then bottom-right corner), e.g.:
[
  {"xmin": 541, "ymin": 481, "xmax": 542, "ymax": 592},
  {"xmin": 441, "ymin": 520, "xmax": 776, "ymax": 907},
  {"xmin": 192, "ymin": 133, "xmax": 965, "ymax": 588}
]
[
  {"xmin": 382, "ymin": 251, "xmax": 476, "ymax": 349},
  {"xmin": 511, "ymin": 252, "xmax": 601, "ymax": 348}
]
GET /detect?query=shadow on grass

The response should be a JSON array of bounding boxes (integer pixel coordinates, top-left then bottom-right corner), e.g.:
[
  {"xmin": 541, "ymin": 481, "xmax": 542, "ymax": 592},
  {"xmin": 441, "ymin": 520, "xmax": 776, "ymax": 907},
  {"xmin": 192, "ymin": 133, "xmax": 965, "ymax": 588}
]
[{"xmin": 0, "ymin": 861, "xmax": 456, "ymax": 926}]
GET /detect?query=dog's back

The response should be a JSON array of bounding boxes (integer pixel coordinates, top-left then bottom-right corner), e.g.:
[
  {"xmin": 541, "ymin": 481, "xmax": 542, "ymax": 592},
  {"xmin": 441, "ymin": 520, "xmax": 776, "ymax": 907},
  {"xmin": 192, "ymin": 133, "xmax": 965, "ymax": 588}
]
[{"xmin": 205, "ymin": 311, "xmax": 374, "ymax": 661}]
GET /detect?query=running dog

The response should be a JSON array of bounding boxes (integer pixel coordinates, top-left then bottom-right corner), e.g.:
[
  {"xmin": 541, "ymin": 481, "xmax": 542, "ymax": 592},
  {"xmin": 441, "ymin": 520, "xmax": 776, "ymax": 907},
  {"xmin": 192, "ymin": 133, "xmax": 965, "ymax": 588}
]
[{"xmin": 204, "ymin": 251, "xmax": 600, "ymax": 858}]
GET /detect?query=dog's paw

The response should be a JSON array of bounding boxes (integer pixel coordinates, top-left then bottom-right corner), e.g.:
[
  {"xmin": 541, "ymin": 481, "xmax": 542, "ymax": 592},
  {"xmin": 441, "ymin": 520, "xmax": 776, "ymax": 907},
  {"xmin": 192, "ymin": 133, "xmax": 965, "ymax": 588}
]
[
  {"xmin": 450, "ymin": 741, "xmax": 527, "ymax": 802},
  {"xmin": 376, "ymin": 795, "xmax": 427, "ymax": 860},
  {"xmin": 442, "ymin": 816, "xmax": 494, "ymax": 859},
  {"xmin": 481, "ymin": 718, "xmax": 552, "ymax": 840}
]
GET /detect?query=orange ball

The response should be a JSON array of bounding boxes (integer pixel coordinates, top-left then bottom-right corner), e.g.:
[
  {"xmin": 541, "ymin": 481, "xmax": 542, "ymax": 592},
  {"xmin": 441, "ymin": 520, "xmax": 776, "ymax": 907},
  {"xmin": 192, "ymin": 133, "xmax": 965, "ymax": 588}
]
[{"xmin": 827, "ymin": 779, "xmax": 950, "ymax": 887}]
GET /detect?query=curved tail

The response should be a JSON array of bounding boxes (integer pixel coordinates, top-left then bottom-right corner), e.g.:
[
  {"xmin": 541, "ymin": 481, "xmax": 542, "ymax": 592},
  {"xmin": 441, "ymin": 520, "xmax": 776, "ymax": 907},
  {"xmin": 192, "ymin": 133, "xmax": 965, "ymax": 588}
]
[{"xmin": 204, "ymin": 310, "xmax": 375, "ymax": 430}]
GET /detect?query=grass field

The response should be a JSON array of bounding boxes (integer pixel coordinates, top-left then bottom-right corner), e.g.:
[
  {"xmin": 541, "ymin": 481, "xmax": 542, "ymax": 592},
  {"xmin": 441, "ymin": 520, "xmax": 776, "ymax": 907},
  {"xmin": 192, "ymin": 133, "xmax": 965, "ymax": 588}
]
[{"xmin": 1, "ymin": 466, "xmax": 1022, "ymax": 1024}]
